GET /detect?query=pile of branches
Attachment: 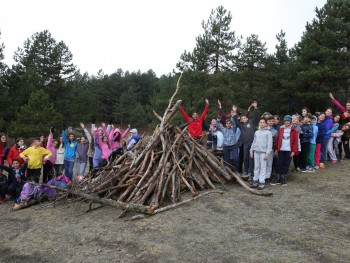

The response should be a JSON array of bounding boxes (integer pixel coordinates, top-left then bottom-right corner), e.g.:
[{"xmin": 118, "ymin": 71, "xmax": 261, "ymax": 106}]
[{"xmin": 57, "ymin": 75, "xmax": 270, "ymax": 216}]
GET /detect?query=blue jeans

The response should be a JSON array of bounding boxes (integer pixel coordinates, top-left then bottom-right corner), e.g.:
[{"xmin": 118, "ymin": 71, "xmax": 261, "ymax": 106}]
[
  {"xmin": 76, "ymin": 161, "xmax": 87, "ymax": 176},
  {"xmin": 93, "ymin": 158, "xmax": 102, "ymax": 168},
  {"xmin": 320, "ymin": 138, "xmax": 329, "ymax": 163},
  {"xmin": 223, "ymin": 144, "xmax": 239, "ymax": 170},
  {"xmin": 64, "ymin": 158, "xmax": 75, "ymax": 180},
  {"xmin": 243, "ymin": 143, "xmax": 254, "ymax": 174}
]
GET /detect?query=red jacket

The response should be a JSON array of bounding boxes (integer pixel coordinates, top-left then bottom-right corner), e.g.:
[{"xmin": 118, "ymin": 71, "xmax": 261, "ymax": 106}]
[
  {"xmin": 180, "ymin": 105, "xmax": 209, "ymax": 139},
  {"xmin": 275, "ymin": 126, "xmax": 299, "ymax": 153},
  {"xmin": 6, "ymin": 145, "xmax": 26, "ymax": 166}
]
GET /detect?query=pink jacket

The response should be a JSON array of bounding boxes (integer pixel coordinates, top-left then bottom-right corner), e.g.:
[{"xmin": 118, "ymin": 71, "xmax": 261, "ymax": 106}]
[
  {"xmin": 103, "ymin": 127, "xmax": 130, "ymax": 150},
  {"xmin": 332, "ymin": 98, "xmax": 346, "ymax": 113},
  {"xmin": 46, "ymin": 132, "xmax": 57, "ymax": 165},
  {"xmin": 94, "ymin": 130, "xmax": 112, "ymax": 159}
]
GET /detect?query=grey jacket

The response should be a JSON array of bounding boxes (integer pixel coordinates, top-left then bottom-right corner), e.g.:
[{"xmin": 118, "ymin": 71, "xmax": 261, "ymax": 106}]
[{"xmin": 250, "ymin": 128, "xmax": 273, "ymax": 155}]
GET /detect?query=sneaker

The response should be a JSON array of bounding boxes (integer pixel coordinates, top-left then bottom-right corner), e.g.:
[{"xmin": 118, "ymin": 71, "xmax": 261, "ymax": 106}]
[
  {"xmin": 271, "ymin": 175, "xmax": 281, "ymax": 185},
  {"xmin": 0, "ymin": 198, "xmax": 5, "ymax": 204},
  {"xmin": 296, "ymin": 167, "xmax": 301, "ymax": 172},
  {"xmin": 265, "ymin": 178, "xmax": 270, "ymax": 186},
  {"xmin": 241, "ymin": 173, "xmax": 249, "ymax": 179},
  {"xmin": 258, "ymin": 184, "xmax": 265, "ymax": 190},
  {"xmin": 331, "ymin": 160, "xmax": 337, "ymax": 165},
  {"xmin": 280, "ymin": 174, "xmax": 287, "ymax": 186},
  {"xmin": 314, "ymin": 166, "xmax": 319, "ymax": 170},
  {"xmin": 301, "ymin": 169, "xmax": 309, "ymax": 173},
  {"xmin": 307, "ymin": 168, "xmax": 316, "ymax": 173},
  {"xmin": 5, "ymin": 194, "xmax": 13, "ymax": 201},
  {"xmin": 251, "ymin": 180, "xmax": 258, "ymax": 188}
]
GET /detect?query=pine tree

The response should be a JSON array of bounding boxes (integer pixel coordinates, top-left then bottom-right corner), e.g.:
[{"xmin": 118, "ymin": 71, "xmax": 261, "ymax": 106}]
[
  {"xmin": 295, "ymin": 0, "xmax": 350, "ymax": 108},
  {"xmin": 177, "ymin": 6, "xmax": 240, "ymax": 73},
  {"xmin": 9, "ymin": 90, "xmax": 63, "ymax": 137}
]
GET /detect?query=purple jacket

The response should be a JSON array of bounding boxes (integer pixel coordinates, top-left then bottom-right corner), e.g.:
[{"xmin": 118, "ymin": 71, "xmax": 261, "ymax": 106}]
[{"xmin": 322, "ymin": 116, "xmax": 334, "ymax": 140}]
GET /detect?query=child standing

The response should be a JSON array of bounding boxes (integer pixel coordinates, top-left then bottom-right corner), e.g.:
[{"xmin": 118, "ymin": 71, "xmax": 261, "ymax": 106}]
[
  {"xmin": 292, "ymin": 114, "xmax": 302, "ymax": 172},
  {"xmin": 19, "ymin": 138, "xmax": 52, "ymax": 183},
  {"xmin": 62, "ymin": 127, "xmax": 78, "ymax": 181},
  {"xmin": 216, "ymin": 117, "xmax": 239, "ymax": 171},
  {"xmin": 250, "ymin": 118, "xmax": 273, "ymax": 190},
  {"xmin": 266, "ymin": 116, "xmax": 278, "ymax": 183},
  {"xmin": 272, "ymin": 115, "xmax": 299, "ymax": 186},
  {"xmin": 326, "ymin": 114, "xmax": 340, "ymax": 164},
  {"xmin": 76, "ymin": 123, "xmax": 92, "ymax": 181},
  {"xmin": 304, "ymin": 115, "xmax": 318, "ymax": 172},
  {"xmin": 232, "ymin": 101, "xmax": 260, "ymax": 179},
  {"xmin": 300, "ymin": 113, "xmax": 314, "ymax": 171}
]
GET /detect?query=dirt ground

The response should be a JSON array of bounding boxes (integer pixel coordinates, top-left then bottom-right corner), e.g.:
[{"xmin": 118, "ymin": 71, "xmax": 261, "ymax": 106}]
[{"xmin": 0, "ymin": 160, "xmax": 349, "ymax": 263}]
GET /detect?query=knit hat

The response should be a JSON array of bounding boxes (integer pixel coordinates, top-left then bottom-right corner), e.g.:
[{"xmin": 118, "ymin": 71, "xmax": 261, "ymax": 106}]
[
  {"xmin": 283, "ymin": 115, "xmax": 292, "ymax": 122},
  {"xmin": 262, "ymin": 112, "xmax": 271, "ymax": 117}
]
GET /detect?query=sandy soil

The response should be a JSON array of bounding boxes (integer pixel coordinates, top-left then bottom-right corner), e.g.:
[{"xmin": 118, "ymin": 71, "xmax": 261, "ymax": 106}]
[{"xmin": 0, "ymin": 160, "xmax": 349, "ymax": 263}]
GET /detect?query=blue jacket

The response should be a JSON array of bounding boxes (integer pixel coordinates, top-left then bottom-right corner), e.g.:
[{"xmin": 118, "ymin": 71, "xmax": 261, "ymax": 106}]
[
  {"xmin": 62, "ymin": 130, "xmax": 78, "ymax": 160},
  {"xmin": 300, "ymin": 123, "xmax": 313, "ymax": 143},
  {"xmin": 323, "ymin": 117, "xmax": 334, "ymax": 140},
  {"xmin": 216, "ymin": 118, "xmax": 237, "ymax": 146},
  {"xmin": 310, "ymin": 121, "xmax": 318, "ymax": 144}
]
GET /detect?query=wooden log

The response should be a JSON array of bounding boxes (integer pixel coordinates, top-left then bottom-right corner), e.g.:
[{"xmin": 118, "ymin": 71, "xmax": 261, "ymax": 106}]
[
  {"xmin": 152, "ymin": 190, "xmax": 224, "ymax": 215},
  {"xmin": 29, "ymin": 183, "xmax": 154, "ymax": 214}
]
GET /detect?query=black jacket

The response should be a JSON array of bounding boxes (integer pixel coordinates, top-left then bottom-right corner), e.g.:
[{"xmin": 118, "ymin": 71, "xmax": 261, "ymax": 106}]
[{"xmin": 0, "ymin": 163, "xmax": 27, "ymax": 186}]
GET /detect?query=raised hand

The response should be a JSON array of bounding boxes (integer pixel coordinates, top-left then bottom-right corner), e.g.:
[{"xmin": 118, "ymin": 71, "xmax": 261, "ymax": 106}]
[
  {"xmin": 329, "ymin": 93, "xmax": 334, "ymax": 100},
  {"xmin": 217, "ymin": 99, "xmax": 222, "ymax": 108},
  {"xmin": 205, "ymin": 98, "xmax": 209, "ymax": 105},
  {"xmin": 80, "ymin": 122, "xmax": 85, "ymax": 129}
]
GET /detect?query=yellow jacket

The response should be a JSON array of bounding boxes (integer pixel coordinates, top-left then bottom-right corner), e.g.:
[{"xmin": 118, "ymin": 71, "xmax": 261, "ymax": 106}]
[{"xmin": 19, "ymin": 146, "xmax": 52, "ymax": 169}]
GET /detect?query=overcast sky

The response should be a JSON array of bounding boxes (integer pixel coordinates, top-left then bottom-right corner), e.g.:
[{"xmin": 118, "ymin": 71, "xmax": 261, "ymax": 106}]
[{"xmin": 1, "ymin": 0, "xmax": 327, "ymax": 77}]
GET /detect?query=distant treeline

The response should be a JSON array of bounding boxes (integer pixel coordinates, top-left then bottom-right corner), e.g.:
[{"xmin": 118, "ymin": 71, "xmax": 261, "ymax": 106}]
[{"xmin": 0, "ymin": 1, "xmax": 349, "ymax": 137}]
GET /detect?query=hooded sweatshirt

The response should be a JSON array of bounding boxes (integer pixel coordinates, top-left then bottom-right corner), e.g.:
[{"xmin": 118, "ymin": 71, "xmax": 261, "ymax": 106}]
[
  {"xmin": 105, "ymin": 127, "xmax": 130, "ymax": 150},
  {"xmin": 62, "ymin": 130, "xmax": 77, "ymax": 160},
  {"xmin": 127, "ymin": 129, "xmax": 141, "ymax": 151},
  {"xmin": 250, "ymin": 127, "xmax": 273, "ymax": 155}
]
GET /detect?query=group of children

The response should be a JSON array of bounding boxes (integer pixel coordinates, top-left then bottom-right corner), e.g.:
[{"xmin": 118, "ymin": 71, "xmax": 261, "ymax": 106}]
[
  {"xmin": 1, "ymin": 93, "xmax": 349, "ymax": 204},
  {"xmin": 180, "ymin": 93, "xmax": 350, "ymax": 190},
  {"xmin": 0, "ymin": 119, "xmax": 141, "ymax": 204}
]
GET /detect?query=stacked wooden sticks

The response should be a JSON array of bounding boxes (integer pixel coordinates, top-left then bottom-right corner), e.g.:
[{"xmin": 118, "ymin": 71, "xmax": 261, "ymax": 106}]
[{"xmin": 73, "ymin": 75, "xmax": 270, "ymax": 215}]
